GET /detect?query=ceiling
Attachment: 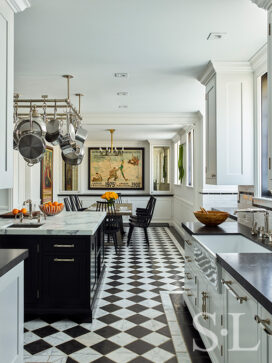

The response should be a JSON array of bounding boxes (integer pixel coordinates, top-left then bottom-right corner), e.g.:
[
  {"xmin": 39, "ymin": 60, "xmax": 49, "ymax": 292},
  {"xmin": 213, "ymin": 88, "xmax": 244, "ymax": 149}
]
[{"xmin": 14, "ymin": 0, "xmax": 267, "ymax": 139}]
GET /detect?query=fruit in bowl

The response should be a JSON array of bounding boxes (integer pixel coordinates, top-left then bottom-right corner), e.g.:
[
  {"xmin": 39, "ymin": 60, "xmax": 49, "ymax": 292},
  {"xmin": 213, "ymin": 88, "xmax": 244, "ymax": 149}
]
[
  {"xmin": 194, "ymin": 209, "xmax": 229, "ymax": 227},
  {"xmin": 39, "ymin": 202, "xmax": 64, "ymax": 216}
]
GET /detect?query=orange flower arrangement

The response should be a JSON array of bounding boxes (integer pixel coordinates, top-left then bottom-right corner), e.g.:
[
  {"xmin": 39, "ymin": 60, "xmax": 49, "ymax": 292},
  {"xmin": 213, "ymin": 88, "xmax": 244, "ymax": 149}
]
[{"xmin": 101, "ymin": 191, "xmax": 118, "ymax": 204}]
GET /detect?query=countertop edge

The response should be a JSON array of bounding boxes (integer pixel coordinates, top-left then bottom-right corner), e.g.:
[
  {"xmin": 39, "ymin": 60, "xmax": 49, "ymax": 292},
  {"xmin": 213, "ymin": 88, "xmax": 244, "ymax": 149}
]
[{"xmin": 0, "ymin": 249, "xmax": 29, "ymax": 278}]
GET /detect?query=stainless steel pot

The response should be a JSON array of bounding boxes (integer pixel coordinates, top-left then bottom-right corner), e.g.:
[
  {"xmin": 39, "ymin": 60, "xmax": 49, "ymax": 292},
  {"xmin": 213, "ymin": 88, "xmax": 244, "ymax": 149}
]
[
  {"xmin": 75, "ymin": 127, "xmax": 88, "ymax": 146},
  {"xmin": 61, "ymin": 149, "xmax": 83, "ymax": 165},
  {"xmin": 15, "ymin": 108, "xmax": 46, "ymax": 139},
  {"xmin": 45, "ymin": 106, "xmax": 61, "ymax": 145},
  {"xmin": 18, "ymin": 133, "xmax": 46, "ymax": 161}
]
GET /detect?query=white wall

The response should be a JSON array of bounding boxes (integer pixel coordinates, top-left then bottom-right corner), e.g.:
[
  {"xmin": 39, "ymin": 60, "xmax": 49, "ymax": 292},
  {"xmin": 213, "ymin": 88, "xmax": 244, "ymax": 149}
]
[{"xmin": 172, "ymin": 113, "xmax": 203, "ymax": 235}]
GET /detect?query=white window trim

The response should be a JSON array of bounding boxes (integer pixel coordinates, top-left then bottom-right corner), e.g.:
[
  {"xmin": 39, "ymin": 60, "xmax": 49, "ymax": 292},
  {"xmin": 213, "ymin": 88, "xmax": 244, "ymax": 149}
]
[
  {"xmin": 174, "ymin": 139, "xmax": 181, "ymax": 186},
  {"xmin": 186, "ymin": 129, "xmax": 194, "ymax": 188}
]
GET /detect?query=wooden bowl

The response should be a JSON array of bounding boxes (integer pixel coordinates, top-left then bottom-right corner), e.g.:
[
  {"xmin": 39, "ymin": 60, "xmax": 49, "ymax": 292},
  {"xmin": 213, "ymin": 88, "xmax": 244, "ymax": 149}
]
[
  {"xmin": 39, "ymin": 204, "xmax": 64, "ymax": 216},
  {"xmin": 194, "ymin": 210, "xmax": 229, "ymax": 226}
]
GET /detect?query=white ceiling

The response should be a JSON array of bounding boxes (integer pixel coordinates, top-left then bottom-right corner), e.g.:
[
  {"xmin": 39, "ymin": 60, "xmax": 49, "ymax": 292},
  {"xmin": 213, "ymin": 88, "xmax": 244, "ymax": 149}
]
[{"xmin": 14, "ymin": 0, "xmax": 267, "ymax": 139}]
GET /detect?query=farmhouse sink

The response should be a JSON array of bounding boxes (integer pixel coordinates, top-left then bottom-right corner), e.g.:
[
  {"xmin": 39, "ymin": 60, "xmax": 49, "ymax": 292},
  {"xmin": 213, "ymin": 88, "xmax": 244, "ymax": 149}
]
[
  {"xmin": 7, "ymin": 223, "xmax": 44, "ymax": 229},
  {"xmin": 194, "ymin": 234, "xmax": 270, "ymax": 256}
]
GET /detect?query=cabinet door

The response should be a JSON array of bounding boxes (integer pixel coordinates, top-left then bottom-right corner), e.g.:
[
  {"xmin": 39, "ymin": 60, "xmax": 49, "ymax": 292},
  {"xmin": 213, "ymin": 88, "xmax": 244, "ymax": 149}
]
[
  {"xmin": 0, "ymin": 1, "xmax": 13, "ymax": 188},
  {"xmin": 90, "ymin": 236, "xmax": 96, "ymax": 299},
  {"xmin": 205, "ymin": 76, "xmax": 217, "ymax": 184},
  {"xmin": 257, "ymin": 306, "xmax": 272, "ymax": 363},
  {"xmin": 222, "ymin": 274, "xmax": 259, "ymax": 362},
  {"xmin": 197, "ymin": 274, "xmax": 210, "ymax": 331},
  {"xmin": 41, "ymin": 254, "xmax": 89, "ymax": 308},
  {"xmin": 0, "ymin": 238, "xmax": 39, "ymax": 306}
]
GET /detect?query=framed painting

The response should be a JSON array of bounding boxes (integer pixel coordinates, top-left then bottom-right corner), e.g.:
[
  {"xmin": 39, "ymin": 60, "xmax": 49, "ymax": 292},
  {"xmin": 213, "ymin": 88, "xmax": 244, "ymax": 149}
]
[
  {"xmin": 88, "ymin": 147, "xmax": 144, "ymax": 190},
  {"xmin": 40, "ymin": 146, "xmax": 53, "ymax": 203}
]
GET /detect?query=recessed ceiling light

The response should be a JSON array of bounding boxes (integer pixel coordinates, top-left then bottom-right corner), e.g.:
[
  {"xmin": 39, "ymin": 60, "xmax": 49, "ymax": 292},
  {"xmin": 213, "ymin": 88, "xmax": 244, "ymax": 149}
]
[
  {"xmin": 114, "ymin": 73, "xmax": 128, "ymax": 78},
  {"xmin": 117, "ymin": 92, "xmax": 128, "ymax": 96},
  {"xmin": 207, "ymin": 32, "xmax": 226, "ymax": 40},
  {"xmin": 118, "ymin": 105, "xmax": 128, "ymax": 108}
]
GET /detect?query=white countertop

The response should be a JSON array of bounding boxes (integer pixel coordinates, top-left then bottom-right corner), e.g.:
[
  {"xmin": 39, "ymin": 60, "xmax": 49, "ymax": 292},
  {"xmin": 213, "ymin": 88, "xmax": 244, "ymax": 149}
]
[{"xmin": 0, "ymin": 211, "xmax": 106, "ymax": 236}]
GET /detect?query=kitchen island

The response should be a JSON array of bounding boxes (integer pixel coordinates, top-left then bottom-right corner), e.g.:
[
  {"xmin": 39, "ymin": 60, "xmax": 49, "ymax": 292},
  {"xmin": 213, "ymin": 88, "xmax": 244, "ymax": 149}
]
[{"xmin": 0, "ymin": 211, "xmax": 106, "ymax": 318}]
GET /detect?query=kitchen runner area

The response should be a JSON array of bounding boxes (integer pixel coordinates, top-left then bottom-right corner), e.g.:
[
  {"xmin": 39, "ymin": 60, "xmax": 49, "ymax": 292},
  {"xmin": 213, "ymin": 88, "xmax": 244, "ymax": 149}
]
[{"xmin": 24, "ymin": 226, "xmax": 189, "ymax": 363}]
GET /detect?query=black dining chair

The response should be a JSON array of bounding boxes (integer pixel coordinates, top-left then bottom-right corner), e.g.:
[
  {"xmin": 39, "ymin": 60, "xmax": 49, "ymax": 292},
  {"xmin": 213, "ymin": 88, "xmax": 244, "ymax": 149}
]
[
  {"xmin": 136, "ymin": 196, "xmax": 154, "ymax": 216},
  {"xmin": 70, "ymin": 195, "xmax": 86, "ymax": 211},
  {"xmin": 64, "ymin": 197, "xmax": 72, "ymax": 211},
  {"xmin": 116, "ymin": 193, "xmax": 123, "ymax": 204},
  {"xmin": 96, "ymin": 201, "xmax": 120, "ymax": 254},
  {"xmin": 127, "ymin": 197, "xmax": 156, "ymax": 247},
  {"xmin": 69, "ymin": 196, "xmax": 77, "ymax": 211}
]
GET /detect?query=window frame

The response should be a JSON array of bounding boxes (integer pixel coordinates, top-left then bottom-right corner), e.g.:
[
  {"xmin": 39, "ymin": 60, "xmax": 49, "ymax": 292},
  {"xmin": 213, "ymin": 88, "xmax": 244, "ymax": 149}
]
[
  {"xmin": 186, "ymin": 129, "xmax": 194, "ymax": 188},
  {"xmin": 174, "ymin": 139, "xmax": 181, "ymax": 185}
]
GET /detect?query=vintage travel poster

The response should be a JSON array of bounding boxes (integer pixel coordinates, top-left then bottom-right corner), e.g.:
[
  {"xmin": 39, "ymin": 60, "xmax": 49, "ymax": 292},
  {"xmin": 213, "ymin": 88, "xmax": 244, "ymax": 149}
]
[
  {"xmin": 40, "ymin": 147, "xmax": 53, "ymax": 203},
  {"xmin": 88, "ymin": 148, "xmax": 144, "ymax": 190}
]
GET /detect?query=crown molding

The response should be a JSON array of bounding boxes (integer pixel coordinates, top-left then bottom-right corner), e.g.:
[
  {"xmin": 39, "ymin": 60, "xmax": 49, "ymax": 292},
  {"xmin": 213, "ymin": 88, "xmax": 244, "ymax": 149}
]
[
  {"xmin": 82, "ymin": 112, "xmax": 201, "ymax": 126},
  {"xmin": 199, "ymin": 61, "xmax": 253, "ymax": 85},
  {"xmin": 249, "ymin": 43, "xmax": 267, "ymax": 71},
  {"xmin": 250, "ymin": 0, "xmax": 272, "ymax": 10},
  {"xmin": 6, "ymin": 0, "xmax": 30, "ymax": 13}
]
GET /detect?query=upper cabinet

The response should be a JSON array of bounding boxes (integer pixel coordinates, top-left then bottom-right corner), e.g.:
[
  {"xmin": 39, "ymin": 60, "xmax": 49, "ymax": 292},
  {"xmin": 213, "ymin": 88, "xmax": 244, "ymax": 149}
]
[
  {"xmin": 200, "ymin": 62, "xmax": 254, "ymax": 185},
  {"xmin": 0, "ymin": 0, "xmax": 14, "ymax": 188},
  {"xmin": 0, "ymin": 0, "xmax": 29, "ymax": 189}
]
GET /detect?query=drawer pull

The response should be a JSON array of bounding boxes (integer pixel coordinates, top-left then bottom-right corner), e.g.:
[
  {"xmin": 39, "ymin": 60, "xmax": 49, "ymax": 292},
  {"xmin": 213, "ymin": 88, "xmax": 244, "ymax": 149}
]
[
  {"xmin": 255, "ymin": 315, "xmax": 272, "ymax": 335},
  {"xmin": 184, "ymin": 288, "xmax": 193, "ymax": 296},
  {"xmin": 185, "ymin": 272, "xmax": 193, "ymax": 280},
  {"xmin": 53, "ymin": 244, "xmax": 75, "ymax": 248},
  {"xmin": 221, "ymin": 279, "xmax": 247, "ymax": 304},
  {"xmin": 54, "ymin": 258, "xmax": 75, "ymax": 262},
  {"xmin": 201, "ymin": 291, "xmax": 209, "ymax": 320},
  {"xmin": 185, "ymin": 240, "xmax": 192, "ymax": 246}
]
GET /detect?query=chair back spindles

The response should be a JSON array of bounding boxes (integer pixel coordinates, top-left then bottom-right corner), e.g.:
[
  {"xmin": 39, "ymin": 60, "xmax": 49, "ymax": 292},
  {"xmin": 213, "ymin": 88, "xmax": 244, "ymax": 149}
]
[
  {"xmin": 116, "ymin": 193, "xmax": 122, "ymax": 204},
  {"xmin": 64, "ymin": 197, "xmax": 71, "ymax": 211}
]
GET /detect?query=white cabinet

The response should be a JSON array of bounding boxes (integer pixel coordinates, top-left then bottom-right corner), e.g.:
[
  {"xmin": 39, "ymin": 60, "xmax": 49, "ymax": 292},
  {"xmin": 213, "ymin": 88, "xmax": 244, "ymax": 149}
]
[
  {"xmin": 256, "ymin": 305, "xmax": 272, "ymax": 363},
  {"xmin": 0, "ymin": 0, "xmax": 14, "ymax": 188},
  {"xmin": 0, "ymin": 261, "xmax": 24, "ymax": 363},
  {"xmin": 200, "ymin": 62, "xmax": 254, "ymax": 186},
  {"xmin": 222, "ymin": 270, "xmax": 259, "ymax": 363}
]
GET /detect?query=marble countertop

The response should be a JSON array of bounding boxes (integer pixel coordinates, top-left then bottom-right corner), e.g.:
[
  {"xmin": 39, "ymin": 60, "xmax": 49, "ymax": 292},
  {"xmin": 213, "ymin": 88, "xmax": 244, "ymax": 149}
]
[
  {"xmin": 0, "ymin": 211, "xmax": 106, "ymax": 235},
  {"xmin": 217, "ymin": 253, "xmax": 272, "ymax": 315},
  {"xmin": 0, "ymin": 249, "xmax": 28, "ymax": 278}
]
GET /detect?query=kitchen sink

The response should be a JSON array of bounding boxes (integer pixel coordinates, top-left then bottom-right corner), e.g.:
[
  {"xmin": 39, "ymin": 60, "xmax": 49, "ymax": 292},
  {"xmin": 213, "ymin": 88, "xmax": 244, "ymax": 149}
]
[
  {"xmin": 195, "ymin": 234, "xmax": 269, "ymax": 256},
  {"xmin": 7, "ymin": 223, "xmax": 44, "ymax": 228}
]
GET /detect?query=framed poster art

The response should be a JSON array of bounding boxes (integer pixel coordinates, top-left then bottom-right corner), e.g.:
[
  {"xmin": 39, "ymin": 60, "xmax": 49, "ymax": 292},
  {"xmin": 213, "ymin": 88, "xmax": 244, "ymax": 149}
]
[
  {"xmin": 40, "ymin": 146, "xmax": 53, "ymax": 203},
  {"xmin": 88, "ymin": 147, "xmax": 144, "ymax": 190}
]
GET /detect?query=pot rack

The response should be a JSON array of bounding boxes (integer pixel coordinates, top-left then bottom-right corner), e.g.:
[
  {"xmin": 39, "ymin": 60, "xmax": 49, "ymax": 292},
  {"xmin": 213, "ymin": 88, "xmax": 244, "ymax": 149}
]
[{"xmin": 14, "ymin": 75, "xmax": 83, "ymax": 121}]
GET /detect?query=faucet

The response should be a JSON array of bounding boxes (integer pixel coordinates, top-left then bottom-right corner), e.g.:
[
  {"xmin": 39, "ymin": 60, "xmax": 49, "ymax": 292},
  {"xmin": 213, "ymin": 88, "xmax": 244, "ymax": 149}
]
[
  {"xmin": 23, "ymin": 199, "xmax": 33, "ymax": 219},
  {"xmin": 234, "ymin": 208, "xmax": 270, "ymax": 240},
  {"xmin": 15, "ymin": 212, "xmax": 24, "ymax": 223}
]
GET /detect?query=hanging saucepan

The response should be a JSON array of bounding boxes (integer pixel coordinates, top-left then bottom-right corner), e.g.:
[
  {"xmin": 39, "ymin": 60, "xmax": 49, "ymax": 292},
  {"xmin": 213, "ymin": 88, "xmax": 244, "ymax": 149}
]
[
  {"xmin": 17, "ymin": 109, "xmax": 46, "ymax": 166},
  {"xmin": 18, "ymin": 133, "xmax": 46, "ymax": 166},
  {"xmin": 15, "ymin": 107, "xmax": 46, "ymax": 139},
  {"xmin": 45, "ymin": 106, "xmax": 61, "ymax": 145},
  {"xmin": 75, "ymin": 127, "xmax": 88, "ymax": 146},
  {"xmin": 61, "ymin": 148, "xmax": 84, "ymax": 165}
]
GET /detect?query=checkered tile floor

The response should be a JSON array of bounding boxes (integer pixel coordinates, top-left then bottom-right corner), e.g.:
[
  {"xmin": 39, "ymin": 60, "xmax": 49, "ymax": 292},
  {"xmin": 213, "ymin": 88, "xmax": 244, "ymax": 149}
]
[{"xmin": 24, "ymin": 227, "xmax": 185, "ymax": 363}]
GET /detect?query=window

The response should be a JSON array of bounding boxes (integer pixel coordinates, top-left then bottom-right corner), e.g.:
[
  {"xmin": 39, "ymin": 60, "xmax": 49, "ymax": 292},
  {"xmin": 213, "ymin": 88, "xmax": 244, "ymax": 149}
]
[
  {"xmin": 153, "ymin": 146, "xmax": 170, "ymax": 191},
  {"xmin": 261, "ymin": 73, "xmax": 269, "ymax": 196},
  {"xmin": 174, "ymin": 140, "xmax": 181, "ymax": 184},
  {"xmin": 62, "ymin": 161, "xmax": 79, "ymax": 191},
  {"xmin": 186, "ymin": 129, "xmax": 194, "ymax": 187}
]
